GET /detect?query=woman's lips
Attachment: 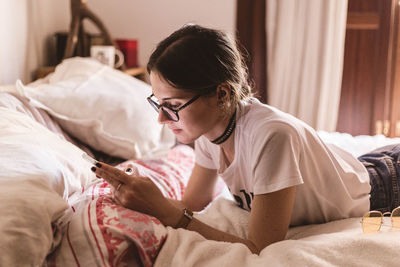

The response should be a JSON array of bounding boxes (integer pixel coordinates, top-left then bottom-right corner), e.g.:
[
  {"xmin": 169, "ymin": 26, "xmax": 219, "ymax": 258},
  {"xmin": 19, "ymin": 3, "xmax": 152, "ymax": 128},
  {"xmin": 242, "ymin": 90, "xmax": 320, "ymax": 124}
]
[
  {"xmin": 172, "ymin": 129, "xmax": 182, "ymax": 134},
  {"xmin": 169, "ymin": 127, "xmax": 182, "ymax": 134}
]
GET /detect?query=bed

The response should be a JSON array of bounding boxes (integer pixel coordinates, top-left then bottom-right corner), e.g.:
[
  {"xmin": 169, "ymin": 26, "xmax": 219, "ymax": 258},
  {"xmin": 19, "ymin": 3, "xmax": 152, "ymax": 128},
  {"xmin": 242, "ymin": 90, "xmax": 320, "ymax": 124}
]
[{"xmin": 1, "ymin": 57, "xmax": 400, "ymax": 266}]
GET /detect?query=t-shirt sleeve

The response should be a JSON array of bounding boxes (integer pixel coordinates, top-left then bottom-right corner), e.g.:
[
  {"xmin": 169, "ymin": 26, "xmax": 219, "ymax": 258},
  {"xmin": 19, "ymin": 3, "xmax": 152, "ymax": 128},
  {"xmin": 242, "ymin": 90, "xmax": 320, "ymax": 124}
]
[
  {"xmin": 194, "ymin": 136, "xmax": 218, "ymax": 169},
  {"xmin": 252, "ymin": 123, "xmax": 304, "ymax": 194}
]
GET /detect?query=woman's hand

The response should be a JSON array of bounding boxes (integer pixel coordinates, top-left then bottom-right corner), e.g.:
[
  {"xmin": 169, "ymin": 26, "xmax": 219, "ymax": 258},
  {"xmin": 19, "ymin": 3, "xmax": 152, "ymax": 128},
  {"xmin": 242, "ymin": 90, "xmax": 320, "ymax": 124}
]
[{"xmin": 91, "ymin": 162, "xmax": 180, "ymax": 225}]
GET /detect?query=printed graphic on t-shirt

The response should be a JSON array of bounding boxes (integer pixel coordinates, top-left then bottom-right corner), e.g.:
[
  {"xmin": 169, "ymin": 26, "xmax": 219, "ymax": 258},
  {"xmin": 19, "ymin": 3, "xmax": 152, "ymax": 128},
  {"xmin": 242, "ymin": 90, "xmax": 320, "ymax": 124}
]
[{"xmin": 231, "ymin": 188, "xmax": 254, "ymax": 211}]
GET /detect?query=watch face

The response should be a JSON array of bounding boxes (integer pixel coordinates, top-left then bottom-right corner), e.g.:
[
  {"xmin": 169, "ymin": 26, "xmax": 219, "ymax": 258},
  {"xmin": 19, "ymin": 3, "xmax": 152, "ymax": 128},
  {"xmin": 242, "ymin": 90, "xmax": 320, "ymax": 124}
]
[
  {"xmin": 183, "ymin": 208, "xmax": 193, "ymax": 219},
  {"xmin": 175, "ymin": 209, "xmax": 193, "ymax": 229}
]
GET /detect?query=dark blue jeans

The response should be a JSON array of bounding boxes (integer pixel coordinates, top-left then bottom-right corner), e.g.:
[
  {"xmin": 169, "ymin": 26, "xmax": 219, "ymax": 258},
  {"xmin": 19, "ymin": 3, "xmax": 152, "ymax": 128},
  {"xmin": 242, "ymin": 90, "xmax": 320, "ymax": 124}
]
[{"xmin": 358, "ymin": 144, "xmax": 400, "ymax": 213}]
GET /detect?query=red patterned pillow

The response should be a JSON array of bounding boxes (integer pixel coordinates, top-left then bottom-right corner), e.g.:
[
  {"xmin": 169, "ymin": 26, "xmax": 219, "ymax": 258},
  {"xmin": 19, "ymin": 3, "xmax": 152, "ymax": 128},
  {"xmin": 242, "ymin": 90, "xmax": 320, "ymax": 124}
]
[{"xmin": 47, "ymin": 145, "xmax": 195, "ymax": 267}]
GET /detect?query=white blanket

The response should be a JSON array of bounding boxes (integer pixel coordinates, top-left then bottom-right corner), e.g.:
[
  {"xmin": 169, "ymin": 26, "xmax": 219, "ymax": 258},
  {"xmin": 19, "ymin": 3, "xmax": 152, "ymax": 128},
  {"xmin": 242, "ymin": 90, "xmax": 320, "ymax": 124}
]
[
  {"xmin": 0, "ymin": 107, "xmax": 96, "ymax": 266},
  {"xmin": 155, "ymin": 198, "xmax": 400, "ymax": 267}
]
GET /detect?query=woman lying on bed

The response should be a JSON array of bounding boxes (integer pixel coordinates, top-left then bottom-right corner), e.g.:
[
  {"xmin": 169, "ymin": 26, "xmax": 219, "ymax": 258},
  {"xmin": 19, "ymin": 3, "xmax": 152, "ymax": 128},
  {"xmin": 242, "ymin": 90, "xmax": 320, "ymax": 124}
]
[{"xmin": 91, "ymin": 24, "xmax": 400, "ymax": 254}]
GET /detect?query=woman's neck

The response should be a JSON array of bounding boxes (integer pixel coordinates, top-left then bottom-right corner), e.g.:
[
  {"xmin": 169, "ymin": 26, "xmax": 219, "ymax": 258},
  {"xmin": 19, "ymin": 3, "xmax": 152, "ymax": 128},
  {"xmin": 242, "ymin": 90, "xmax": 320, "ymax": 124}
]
[
  {"xmin": 219, "ymin": 105, "xmax": 235, "ymax": 158},
  {"xmin": 208, "ymin": 107, "xmax": 236, "ymax": 143},
  {"xmin": 220, "ymin": 133, "xmax": 235, "ymax": 166}
]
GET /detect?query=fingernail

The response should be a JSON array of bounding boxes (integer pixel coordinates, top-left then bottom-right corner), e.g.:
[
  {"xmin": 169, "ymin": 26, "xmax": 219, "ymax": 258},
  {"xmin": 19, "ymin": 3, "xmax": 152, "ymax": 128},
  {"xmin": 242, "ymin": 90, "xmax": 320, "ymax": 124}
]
[
  {"xmin": 95, "ymin": 163, "xmax": 102, "ymax": 168},
  {"xmin": 91, "ymin": 167, "xmax": 96, "ymax": 172}
]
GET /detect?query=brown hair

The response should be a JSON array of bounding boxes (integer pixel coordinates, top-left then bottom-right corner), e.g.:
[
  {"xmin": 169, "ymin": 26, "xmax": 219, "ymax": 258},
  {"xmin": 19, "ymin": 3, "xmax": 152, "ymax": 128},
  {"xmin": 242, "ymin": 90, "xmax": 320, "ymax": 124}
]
[{"xmin": 147, "ymin": 24, "xmax": 252, "ymax": 108}]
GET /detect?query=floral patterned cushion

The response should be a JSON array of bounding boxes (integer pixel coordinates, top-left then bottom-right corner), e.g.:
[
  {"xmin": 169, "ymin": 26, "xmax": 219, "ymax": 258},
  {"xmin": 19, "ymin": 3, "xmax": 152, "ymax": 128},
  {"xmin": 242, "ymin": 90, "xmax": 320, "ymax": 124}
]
[{"xmin": 47, "ymin": 145, "xmax": 194, "ymax": 267}]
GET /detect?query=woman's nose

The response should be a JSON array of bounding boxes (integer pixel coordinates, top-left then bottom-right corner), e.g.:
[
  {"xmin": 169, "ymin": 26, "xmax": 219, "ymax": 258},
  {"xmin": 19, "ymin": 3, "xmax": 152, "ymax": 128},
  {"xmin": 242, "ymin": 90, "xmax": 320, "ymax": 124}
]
[{"xmin": 157, "ymin": 109, "xmax": 169, "ymax": 124}]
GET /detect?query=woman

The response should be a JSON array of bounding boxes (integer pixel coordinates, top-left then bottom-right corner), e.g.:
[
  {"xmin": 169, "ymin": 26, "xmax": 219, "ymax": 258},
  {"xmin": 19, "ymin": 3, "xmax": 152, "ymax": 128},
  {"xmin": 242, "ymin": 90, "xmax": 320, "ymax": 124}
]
[{"xmin": 91, "ymin": 24, "xmax": 399, "ymax": 254}]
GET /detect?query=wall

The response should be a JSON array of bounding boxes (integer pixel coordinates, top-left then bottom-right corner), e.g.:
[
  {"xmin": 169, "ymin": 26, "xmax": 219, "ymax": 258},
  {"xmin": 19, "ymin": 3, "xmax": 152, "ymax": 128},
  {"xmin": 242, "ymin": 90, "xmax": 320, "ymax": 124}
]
[
  {"xmin": 86, "ymin": 0, "xmax": 236, "ymax": 67},
  {"xmin": 0, "ymin": 0, "xmax": 236, "ymax": 84},
  {"xmin": 0, "ymin": 0, "xmax": 70, "ymax": 84},
  {"xmin": 0, "ymin": 1, "xmax": 27, "ymax": 84}
]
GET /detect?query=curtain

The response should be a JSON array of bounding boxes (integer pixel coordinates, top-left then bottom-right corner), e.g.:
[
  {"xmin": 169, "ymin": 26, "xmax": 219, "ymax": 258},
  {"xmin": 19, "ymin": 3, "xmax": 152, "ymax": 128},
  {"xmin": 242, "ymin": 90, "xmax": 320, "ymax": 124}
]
[
  {"xmin": 266, "ymin": 0, "xmax": 348, "ymax": 131},
  {"xmin": 0, "ymin": 1, "xmax": 31, "ymax": 84},
  {"xmin": 0, "ymin": 0, "xmax": 69, "ymax": 85},
  {"xmin": 236, "ymin": 0, "xmax": 267, "ymax": 103}
]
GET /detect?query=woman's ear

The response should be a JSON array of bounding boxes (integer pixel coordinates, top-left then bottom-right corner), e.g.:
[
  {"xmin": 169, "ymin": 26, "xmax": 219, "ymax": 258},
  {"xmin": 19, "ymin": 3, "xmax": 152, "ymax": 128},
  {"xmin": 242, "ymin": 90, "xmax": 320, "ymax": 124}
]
[
  {"xmin": 216, "ymin": 83, "xmax": 231, "ymax": 102},
  {"xmin": 216, "ymin": 83, "xmax": 233, "ymax": 117}
]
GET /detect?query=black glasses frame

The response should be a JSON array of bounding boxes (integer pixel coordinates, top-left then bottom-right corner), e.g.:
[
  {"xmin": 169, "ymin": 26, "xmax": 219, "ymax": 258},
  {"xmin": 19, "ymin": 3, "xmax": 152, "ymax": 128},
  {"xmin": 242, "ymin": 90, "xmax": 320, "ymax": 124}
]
[{"xmin": 147, "ymin": 93, "xmax": 202, "ymax": 122}]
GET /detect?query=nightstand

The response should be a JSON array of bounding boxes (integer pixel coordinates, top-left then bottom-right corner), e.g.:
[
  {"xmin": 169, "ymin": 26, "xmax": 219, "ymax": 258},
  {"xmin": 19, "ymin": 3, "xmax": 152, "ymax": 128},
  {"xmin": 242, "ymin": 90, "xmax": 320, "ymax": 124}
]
[
  {"xmin": 124, "ymin": 67, "xmax": 147, "ymax": 82},
  {"xmin": 35, "ymin": 66, "xmax": 56, "ymax": 79}
]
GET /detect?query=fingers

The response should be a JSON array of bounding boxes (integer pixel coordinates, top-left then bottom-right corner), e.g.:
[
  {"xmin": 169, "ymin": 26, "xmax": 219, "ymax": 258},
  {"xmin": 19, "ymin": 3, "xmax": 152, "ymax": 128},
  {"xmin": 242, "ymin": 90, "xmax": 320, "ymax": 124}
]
[
  {"xmin": 113, "ymin": 194, "xmax": 123, "ymax": 206},
  {"xmin": 108, "ymin": 182, "xmax": 124, "ymax": 199},
  {"xmin": 91, "ymin": 164, "xmax": 122, "ymax": 188},
  {"xmin": 124, "ymin": 163, "xmax": 140, "ymax": 175},
  {"xmin": 115, "ymin": 182, "xmax": 124, "ymax": 192},
  {"xmin": 91, "ymin": 162, "xmax": 128, "ymax": 183}
]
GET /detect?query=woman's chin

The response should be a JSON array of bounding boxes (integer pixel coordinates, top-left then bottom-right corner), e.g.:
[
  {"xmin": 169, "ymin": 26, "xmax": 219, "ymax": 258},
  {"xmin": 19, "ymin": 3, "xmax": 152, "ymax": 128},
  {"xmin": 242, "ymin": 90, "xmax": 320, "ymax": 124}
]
[{"xmin": 175, "ymin": 134, "xmax": 196, "ymax": 145}]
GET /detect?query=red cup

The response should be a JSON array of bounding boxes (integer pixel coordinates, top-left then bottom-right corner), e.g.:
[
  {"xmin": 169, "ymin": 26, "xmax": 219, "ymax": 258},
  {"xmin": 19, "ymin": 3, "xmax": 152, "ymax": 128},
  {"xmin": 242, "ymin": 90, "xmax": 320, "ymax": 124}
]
[{"xmin": 115, "ymin": 39, "xmax": 138, "ymax": 68}]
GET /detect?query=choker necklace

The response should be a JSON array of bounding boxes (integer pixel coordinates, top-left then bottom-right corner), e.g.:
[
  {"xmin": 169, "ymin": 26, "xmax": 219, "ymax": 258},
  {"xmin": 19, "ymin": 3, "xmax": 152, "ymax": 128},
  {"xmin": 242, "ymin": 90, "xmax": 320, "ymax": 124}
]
[{"xmin": 211, "ymin": 110, "xmax": 237, "ymax": 145}]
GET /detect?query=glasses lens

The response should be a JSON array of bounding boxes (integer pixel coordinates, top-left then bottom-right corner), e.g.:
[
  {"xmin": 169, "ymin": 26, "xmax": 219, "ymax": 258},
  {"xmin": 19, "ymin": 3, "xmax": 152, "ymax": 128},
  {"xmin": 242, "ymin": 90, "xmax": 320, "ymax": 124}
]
[
  {"xmin": 161, "ymin": 107, "xmax": 179, "ymax": 122},
  {"xmin": 362, "ymin": 211, "xmax": 383, "ymax": 233},
  {"xmin": 391, "ymin": 207, "xmax": 400, "ymax": 230}
]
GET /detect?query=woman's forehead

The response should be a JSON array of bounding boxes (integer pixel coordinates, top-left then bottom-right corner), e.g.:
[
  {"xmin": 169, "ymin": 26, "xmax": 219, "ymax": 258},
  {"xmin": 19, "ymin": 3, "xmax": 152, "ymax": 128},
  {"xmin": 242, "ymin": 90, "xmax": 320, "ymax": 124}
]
[{"xmin": 149, "ymin": 72, "xmax": 191, "ymax": 99}]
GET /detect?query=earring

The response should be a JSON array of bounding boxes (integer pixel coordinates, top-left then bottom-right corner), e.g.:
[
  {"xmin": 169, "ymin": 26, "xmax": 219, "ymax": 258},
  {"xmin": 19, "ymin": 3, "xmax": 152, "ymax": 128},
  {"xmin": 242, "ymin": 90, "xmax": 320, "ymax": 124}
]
[{"xmin": 219, "ymin": 90, "xmax": 227, "ymax": 97}]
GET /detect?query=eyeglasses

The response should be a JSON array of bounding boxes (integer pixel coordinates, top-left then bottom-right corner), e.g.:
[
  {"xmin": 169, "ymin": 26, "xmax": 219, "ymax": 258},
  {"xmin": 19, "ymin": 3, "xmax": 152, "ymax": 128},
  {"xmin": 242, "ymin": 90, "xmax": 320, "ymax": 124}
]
[
  {"xmin": 147, "ymin": 93, "xmax": 202, "ymax": 122},
  {"xmin": 361, "ymin": 206, "xmax": 400, "ymax": 233}
]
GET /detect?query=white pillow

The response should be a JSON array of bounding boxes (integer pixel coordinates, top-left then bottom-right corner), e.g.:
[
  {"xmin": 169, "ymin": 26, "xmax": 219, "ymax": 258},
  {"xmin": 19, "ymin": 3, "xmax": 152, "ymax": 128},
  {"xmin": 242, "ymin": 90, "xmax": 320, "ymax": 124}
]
[
  {"xmin": 16, "ymin": 57, "xmax": 175, "ymax": 159},
  {"xmin": 318, "ymin": 130, "xmax": 400, "ymax": 157},
  {"xmin": 0, "ymin": 108, "xmax": 96, "ymax": 265}
]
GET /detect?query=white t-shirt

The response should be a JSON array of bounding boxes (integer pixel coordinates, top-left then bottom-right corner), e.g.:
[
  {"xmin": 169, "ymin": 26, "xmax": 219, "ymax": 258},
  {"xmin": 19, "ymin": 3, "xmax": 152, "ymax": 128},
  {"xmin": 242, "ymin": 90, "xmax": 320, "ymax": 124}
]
[{"xmin": 195, "ymin": 99, "xmax": 371, "ymax": 226}]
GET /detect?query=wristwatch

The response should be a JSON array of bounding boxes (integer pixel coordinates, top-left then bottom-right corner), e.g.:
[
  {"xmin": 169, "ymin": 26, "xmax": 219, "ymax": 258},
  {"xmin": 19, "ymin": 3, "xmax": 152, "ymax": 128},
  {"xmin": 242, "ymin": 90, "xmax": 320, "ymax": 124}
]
[{"xmin": 175, "ymin": 208, "xmax": 193, "ymax": 229}]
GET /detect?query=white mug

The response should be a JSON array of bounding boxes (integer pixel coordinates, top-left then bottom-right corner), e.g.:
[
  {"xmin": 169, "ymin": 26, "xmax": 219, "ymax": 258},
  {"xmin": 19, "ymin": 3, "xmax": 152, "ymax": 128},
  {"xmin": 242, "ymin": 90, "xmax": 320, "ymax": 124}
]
[{"xmin": 90, "ymin": 45, "xmax": 124, "ymax": 68}]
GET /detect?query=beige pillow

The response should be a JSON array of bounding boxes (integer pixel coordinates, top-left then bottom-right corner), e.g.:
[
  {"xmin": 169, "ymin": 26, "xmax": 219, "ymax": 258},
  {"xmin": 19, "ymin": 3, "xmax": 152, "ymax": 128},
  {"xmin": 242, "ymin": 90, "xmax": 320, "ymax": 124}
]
[{"xmin": 16, "ymin": 57, "xmax": 175, "ymax": 159}]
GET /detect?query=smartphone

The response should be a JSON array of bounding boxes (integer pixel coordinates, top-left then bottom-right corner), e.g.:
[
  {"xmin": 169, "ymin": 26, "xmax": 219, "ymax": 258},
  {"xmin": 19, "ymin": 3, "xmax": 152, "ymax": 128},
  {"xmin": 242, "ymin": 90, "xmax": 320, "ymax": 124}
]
[{"xmin": 82, "ymin": 153, "xmax": 97, "ymax": 165}]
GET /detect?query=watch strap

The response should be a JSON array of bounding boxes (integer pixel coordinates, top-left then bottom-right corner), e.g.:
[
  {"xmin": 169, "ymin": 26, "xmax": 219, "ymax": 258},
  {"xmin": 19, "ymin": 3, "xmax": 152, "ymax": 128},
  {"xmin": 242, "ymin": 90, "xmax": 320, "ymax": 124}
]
[{"xmin": 175, "ymin": 208, "xmax": 193, "ymax": 229}]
